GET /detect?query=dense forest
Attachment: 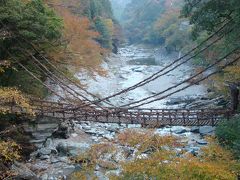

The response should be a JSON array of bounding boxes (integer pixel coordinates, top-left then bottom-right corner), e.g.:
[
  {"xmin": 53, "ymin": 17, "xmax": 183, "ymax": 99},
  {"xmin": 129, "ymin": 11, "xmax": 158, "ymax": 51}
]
[
  {"xmin": 0, "ymin": 0, "xmax": 120, "ymax": 98},
  {"xmin": 119, "ymin": 0, "xmax": 240, "ymax": 94},
  {"xmin": 1, "ymin": 0, "xmax": 240, "ymax": 179}
]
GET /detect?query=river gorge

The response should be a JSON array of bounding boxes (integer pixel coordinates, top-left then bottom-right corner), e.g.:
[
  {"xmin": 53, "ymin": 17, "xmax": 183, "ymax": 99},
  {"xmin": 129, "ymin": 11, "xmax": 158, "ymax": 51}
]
[{"xmin": 15, "ymin": 45, "xmax": 221, "ymax": 180}]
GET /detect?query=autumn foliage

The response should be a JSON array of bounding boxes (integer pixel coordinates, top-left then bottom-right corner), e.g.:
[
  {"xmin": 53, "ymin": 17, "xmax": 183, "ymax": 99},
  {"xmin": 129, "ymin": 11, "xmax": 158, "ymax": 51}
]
[
  {"xmin": 71, "ymin": 129, "xmax": 240, "ymax": 179},
  {"xmin": 112, "ymin": 131, "xmax": 239, "ymax": 180},
  {"xmin": 0, "ymin": 88, "xmax": 34, "ymax": 115}
]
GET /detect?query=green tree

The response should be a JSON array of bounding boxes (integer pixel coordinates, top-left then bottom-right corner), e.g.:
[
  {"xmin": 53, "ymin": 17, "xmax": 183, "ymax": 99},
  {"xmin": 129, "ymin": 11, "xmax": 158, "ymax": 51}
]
[
  {"xmin": 181, "ymin": 0, "xmax": 240, "ymax": 54},
  {"xmin": 0, "ymin": 0, "xmax": 62, "ymax": 97},
  {"xmin": 181, "ymin": 0, "xmax": 240, "ymax": 93},
  {"xmin": 94, "ymin": 17, "xmax": 112, "ymax": 49}
]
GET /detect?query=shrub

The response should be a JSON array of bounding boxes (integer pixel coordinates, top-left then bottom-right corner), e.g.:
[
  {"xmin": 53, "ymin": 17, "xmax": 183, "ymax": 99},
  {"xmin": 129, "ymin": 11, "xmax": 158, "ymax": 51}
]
[
  {"xmin": 111, "ymin": 137, "xmax": 239, "ymax": 180},
  {"xmin": 216, "ymin": 116, "xmax": 240, "ymax": 159},
  {"xmin": 117, "ymin": 129, "xmax": 182, "ymax": 154},
  {"xmin": 0, "ymin": 140, "xmax": 21, "ymax": 163},
  {"xmin": 71, "ymin": 142, "xmax": 116, "ymax": 179}
]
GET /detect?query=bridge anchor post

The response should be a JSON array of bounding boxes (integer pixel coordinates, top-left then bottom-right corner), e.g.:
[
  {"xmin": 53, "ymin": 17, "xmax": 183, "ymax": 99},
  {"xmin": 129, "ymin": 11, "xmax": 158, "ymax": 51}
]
[{"xmin": 228, "ymin": 83, "xmax": 239, "ymax": 113}]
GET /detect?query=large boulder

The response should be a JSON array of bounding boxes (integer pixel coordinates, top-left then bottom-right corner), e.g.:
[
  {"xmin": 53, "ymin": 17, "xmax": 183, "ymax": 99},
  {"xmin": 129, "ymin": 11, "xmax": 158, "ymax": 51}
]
[
  {"xmin": 12, "ymin": 162, "xmax": 38, "ymax": 180},
  {"xmin": 190, "ymin": 126, "xmax": 200, "ymax": 133},
  {"xmin": 56, "ymin": 142, "xmax": 91, "ymax": 157},
  {"xmin": 199, "ymin": 126, "xmax": 215, "ymax": 136}
]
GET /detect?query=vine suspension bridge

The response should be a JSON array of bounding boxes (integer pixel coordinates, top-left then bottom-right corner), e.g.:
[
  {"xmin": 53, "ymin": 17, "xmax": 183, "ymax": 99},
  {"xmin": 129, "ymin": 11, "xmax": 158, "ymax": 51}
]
[{"xmin": 2, "ymin": 20, "xmax": 240, "ymax": 127}]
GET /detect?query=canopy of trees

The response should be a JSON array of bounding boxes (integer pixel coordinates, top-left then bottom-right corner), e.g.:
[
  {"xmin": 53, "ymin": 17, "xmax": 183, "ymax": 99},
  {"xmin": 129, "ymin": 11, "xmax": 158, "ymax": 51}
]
[
  {"xmin": 121, "ymin": 0, "xmax": 190, "ymax": 51},
  {"xmin": 0, "ymin": 0, "xmax": 62, "ymax": 97},
  {"xmin": 181, "ymin": 0, "xmax": 240, "ymax": 92}
]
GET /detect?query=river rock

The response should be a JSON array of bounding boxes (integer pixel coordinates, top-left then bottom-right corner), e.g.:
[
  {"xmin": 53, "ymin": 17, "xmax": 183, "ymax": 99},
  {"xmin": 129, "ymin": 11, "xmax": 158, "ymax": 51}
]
[
  {"xmin": 50, "ymin": 156, "xmax": 61, "ymax": 164},
  {"xmin": 199, "ymin": 126, "xmax": 215, "ymax": 136},
  {"xmin": 107, "ymin": 125, "xmax": 120, "ymax": 133},
  {"xmin": 197, "ymin": 139, "xmax": 208, "ymax": 145},
  {"xmin": 185, "ymin": 147, "xmax": 200, "ymax": 156},
  {"xmin": 172, "ymin": 127, "xmax": 188, "ymax": 134},
  {"xmin": 39, "ymin": 155, "xmax": 50, "ymax": 160},
  {"xmin": 52, "ymin": 122, "xmax": 70, "ymax": 139},
  {"xmin": 190, "ymin": 126, "xmax": 200, "ymax": 133},
  {"xmin": 40, "ymin": 164, "xmax": 75, "ymax": 180},
  {"xmin": 85, "ymin": 128, "xmax": 109, "ymax": 137},
  {"xmin": 56, "ymin": 142, "xmax": 91, "ymax": 157},
  {"xmin": 38, "ymin": 148, "xmax": 52, "ymax": 156},
  {"xmin": 12, "ymin": 161, "xmax": 38, "ymax": 180},
  {"xmin": 166, "ymin": 98, "xmax": 183, "ymax": 105},
  {"xmin": 32, "ymin": 132, "xmax": 52, "ymax": 140}
]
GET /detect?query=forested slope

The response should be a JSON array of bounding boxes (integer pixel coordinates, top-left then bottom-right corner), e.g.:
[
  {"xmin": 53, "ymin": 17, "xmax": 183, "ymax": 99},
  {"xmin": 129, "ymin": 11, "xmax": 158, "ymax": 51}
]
[{"xmin": 0, "ymin": 0, "xmax": 118, "ymax": 98}]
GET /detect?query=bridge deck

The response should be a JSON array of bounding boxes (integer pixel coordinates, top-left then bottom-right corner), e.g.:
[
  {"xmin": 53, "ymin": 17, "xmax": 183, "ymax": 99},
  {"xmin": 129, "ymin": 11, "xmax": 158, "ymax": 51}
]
[{"xmin": 1, "ymin": 99, "xmax": 231, "ymax": 127}]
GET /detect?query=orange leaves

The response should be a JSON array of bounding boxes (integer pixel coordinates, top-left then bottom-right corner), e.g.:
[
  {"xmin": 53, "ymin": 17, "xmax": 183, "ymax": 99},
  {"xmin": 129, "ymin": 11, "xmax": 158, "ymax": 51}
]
[
  {"xmin": 45, "ymin": 1, "xmax": 107, "ymax": 73},
  {"xmin": 54, "ymin": 8, "xmax": 105, "ymax": 70}
]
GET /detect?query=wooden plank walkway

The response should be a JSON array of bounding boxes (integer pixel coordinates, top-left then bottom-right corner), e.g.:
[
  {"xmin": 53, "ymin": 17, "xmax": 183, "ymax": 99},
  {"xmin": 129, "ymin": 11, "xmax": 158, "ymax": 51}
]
[{"xmin": 1, "ymin": 99, "xmax": 232, "ymax": 127}]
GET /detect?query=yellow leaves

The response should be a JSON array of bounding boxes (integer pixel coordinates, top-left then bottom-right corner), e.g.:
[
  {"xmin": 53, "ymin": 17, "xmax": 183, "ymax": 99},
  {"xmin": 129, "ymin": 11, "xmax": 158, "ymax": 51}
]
[
  {"xmin": 103, "ymin": 18, "xmax": 114, "ymax": 37},
  {"xmin": 72, "ymin": 142, "xmax": 117, "ymax": 179},
  {"xmin": 175, "ymin": 158, "xmax": 236, "ymax": 180},
  {"xmin": 210, "ymin": 64, "xmax": 240, "ymax": 95},
  {"xmin": 0, "ymin": 87, "xmax": 34, "ymax": 115},
  {"xmin": 112, "ymin": 131, "xmax": 239, "ymax": 180},
  {"xmin": 0, "ymin": 140, "xmax": 21, "ymax": 163},
  {"xmin": 201, "ymin": 137, "xmax": 234, "ymax": 162},
  {"xmin": 117, "ymin": 129, "xmax": 181, "ymax": 154},
  {"xmin": 0, "ymin": 60, "xmax": 11, "ymax": 74},
  {"xmin": 224, "ymin": 65, "xmax": 240, "ymax": 82}
]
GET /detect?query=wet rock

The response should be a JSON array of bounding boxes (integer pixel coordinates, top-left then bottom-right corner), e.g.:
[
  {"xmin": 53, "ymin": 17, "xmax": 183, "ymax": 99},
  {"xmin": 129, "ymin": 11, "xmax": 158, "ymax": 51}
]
[
  {"xmin": 39, "ymin": 155, "xmax": 50, "ymax": 160},
  {"xmin": 137, "ymin": 153, "xmax": 148, "ymax": 159},
  {"xmin": 128, "ymin": 97, "xmax": 134, "ymax": 101},
  {"xmin": 40, "ymin": 164, "xmax": 75, "ymax": 180},
  {"xmin": 82, "ymin": 125, "xmax": 91, "ymax": 131},
  {"xmin": 95, "ymin": 170, "xmax": 108, "ymax": 180},
  {"xmin": 30, "ymin": 139, "xmax": 46, "ymax": 145},
  {"xmin": 28, "ymin": 162, "xmax": 48, "ymax": 172},
  {"xmin": 185, "ymin": 147, "xmax": 200, "ymax": 156},
  {"xmin": 40, "ymin": 174, "xmax": 48, "ymax": 180},
  {"xmin": 107, "ymin": 125, "xmax": 119, "ymax": 133},
  {"xmin": 85, "ymin": 128, "xmax": 108, "ymax": 137},
  {"xmin": 38, "ymin": 148, "xmax": 52, "ymax": 156},
  {"xmin": 197, "ymin": 139, "xmax": 208, "ymax": 145},
  {"xmin": 44, "ymin": 138, "xmax": 53, "ymax": 147},
  {"xmin": 166, "ymin": 98, "xmax": 184, "ymax": 105},
  {"xmin": 190, "ymin": 126, "xmax": 200, "ymax": 133},
  {"xmin": 173, "ymin": 127, "xmax": 188, "ymax": 134},
  {"xmin": 12, "ymin": 162, "xmax": 38, "ymax": 180},
  {"xmin": 53, "ymin": 123, "xmax": 70, "ymax": 139},
  {"xmin": 32, "ymin": 132, "xmax": 52, "ymax": 140},
  {"xmin": 57, "ymin": 156, "xmax": 69, "ymax": 163},
  {"xmin": 56, "ymin": 142, "xmax": 68, "ymax": 156},
  {"xmin": 50, "ymin": 156, "xmax": 61, "ymax": 164},
  {"xmin": 56, "ymin": 142, "xmax": 90, "ymax": 157},
  {"xmin": 113, "ymin": 150, "xmax": 126, "ymax": 163},
  {"xmin": 199, "ymin": 126, "xmax": 215, "ymax": 136}
]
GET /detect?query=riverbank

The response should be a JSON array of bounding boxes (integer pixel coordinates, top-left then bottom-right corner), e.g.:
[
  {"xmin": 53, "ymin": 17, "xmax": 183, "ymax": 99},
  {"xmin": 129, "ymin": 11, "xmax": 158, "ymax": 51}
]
[
  {"xmin": 5, "ymin": 45, "xmax": 230, "ymax": 179},
  {"xmin": 75, "ymin": 45, "xmax": 224, "ymax": 109},
  {"xmin": 6, "ymin": 45, "xmax": 222, "ymax": 179}
]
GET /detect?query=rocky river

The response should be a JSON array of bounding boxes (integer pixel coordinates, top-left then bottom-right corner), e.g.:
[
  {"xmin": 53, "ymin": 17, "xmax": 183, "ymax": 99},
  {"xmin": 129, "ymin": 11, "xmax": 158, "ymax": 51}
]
[
  {"xmin": 76, "ymin": 45, "xmax": 209, "ymax": 108},
  {"xmin": 16, "ymin": 45, "xmax": 222, "ymax": 179}
]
